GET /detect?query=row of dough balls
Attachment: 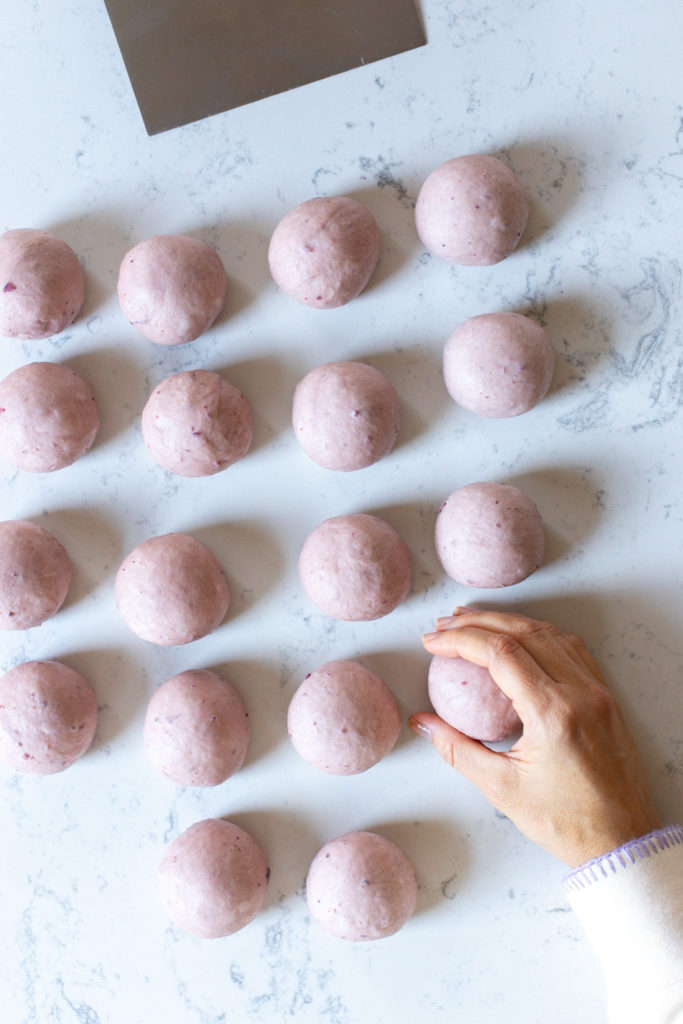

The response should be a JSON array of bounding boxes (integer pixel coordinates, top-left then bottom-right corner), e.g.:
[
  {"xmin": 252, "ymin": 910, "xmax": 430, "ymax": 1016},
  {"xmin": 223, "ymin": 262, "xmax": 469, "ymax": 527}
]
[
  {"xmin": 0, "ymin": 154, "xmax": 529, "ymax": 343},
  {"xmin": 0, "ymin": 315, "xmax": 554, "ymax": 477}
]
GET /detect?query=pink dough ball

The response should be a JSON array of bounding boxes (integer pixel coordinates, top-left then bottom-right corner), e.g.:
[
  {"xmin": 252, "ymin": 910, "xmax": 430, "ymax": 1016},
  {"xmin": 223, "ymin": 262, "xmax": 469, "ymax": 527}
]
[
  {"xmin": 0, "ymin": 361, "xmax": 99, "ymax": 472},
  {"xmin": 415, "ymin": 154, "xmax": 529, "ymax": 266},
  {"xmin": 0, "ymin": 228, "xmax": 84, "ymax": 340},
  {"xmin": 268, "ymin": 196, "xmax": 381, "ymax": 309},
  {"xmin": 157, "ymin": 818, "xmax": 269, "ymax": 938},
  {"xmin": 115, "ymin": 532, "xmax": 230, "ymax": 646},
  {"xmin": 435, "ymin": 482, "xmax": 544, "ymax": 588},
  {"xmin": 0, "ymin": 520, "xmax": 71, "ymax": 630},
  {"xmin": 0, "ymin": 660, "xmax": 98, "ymax": 774},
  {"xmin": 287, "ymin": 660, "xmax": 401, "ymax": 775},
  {"xmin": 117, "ymin": 234, "xmax": 227, "ymax": 345},
  {"xmin": 142, "ymin": 369, "xmax": 253, "ymax": 477},
  {"xmin": 428, "ymin": 655, "xmax": 522, "ymax": 742},
  {"xmin": 143, "ymin": 669, "xmax": 249, "ymax": 786},
  {"xmin": 298, "ymin": 513, "xmax": 412, "ymax": 621},
  {"xmin": 443, "ymin": 312, "xmax": 555, "ymax": 417},
  {"xmin": 292, "ymin": 361, "xmax": 400, "ymax": 471},
  {"xmin": 306, "ymin": 830, "xmax": 418, "ymax": 941}
]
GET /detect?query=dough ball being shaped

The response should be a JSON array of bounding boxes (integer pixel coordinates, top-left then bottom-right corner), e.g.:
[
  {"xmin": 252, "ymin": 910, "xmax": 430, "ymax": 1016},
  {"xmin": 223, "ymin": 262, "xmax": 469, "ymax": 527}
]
[
  {"xmin": 0, "ymin": 520, "xmax": 71, "ymax": 630},
  {"xmin": 144, "ymin": 669, "xmax": 249, "ymax": 786},
  {"xmin": 0, "ymin": 361, "xmax": 99, "ymax": 472},
  {"xmin": 117, "ymin": 234, "xmax": 227, "ymax": 345},
  {"xmin": 292, "ymin": 361, "xmax": 400, "ymax": 471},
  {"xmin": 142, "ymin": 369, "xmax": 253, "ymax": 477},
  {"xmin": 306, "ymin": 831, "xmax": 417, "ymax": 941},
  {"xmin": 0, "ymin": 660, "xmax": 97, "ymax": 774},
  {"xmin": 0, "ymin": 228, "xmax": 84, "ymax": 340},
  {"xmin": 268, "ymin": 196, "xmax": 381, "ymax": 309},
  {"xmin": 115, "ymin": 532, "xmax": 230, "ymax": 645},
  {"xmin": 298, "ymin": 513, "xmax": 411, "ymax": 621},
  {"xmin": 287, "ymin": 660, "xmax": 400, "ymax": 775},
  {"xmin": 435, "ymin": 482, "xmax": 544, "ymax": 588},
  {"xmin": 443, "ymin": 312, "xmax": 555, "ymax": 418},
  {"xmin": 157, "ymin": 818, "xmax": 269, "ymax": 938},
  {"xmin": 415, "ymin": 154, "xmax": 529, "ymax": 266},
  {"xmin": 428, "ymin": 655, "xmax": 522, "ymax": 742}
]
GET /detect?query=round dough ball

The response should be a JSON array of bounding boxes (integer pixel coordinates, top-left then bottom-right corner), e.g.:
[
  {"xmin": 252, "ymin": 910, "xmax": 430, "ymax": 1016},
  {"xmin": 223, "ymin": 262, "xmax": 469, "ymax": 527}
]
[
  {"xmin": 306, "ymin": 831, "xmax": 417, "ymax": 941},
  {"xmin": 0, "ymin": 660, "xmax": 97, "ymax": 774},
  {"xmin": 435, "ymin": 482, "xmax": 544, "ymax": 588},
  {"xmin": 143, "ymin": 669, "xmax": 249, "ymax": 786},
  {"xmin": 292, "ymin": 361, "xmax": 400, "ymax": 471},
  {"xmin": 0, "ymin": 361, "xmax": 99, "ymax": 472},
  {"xmin": 0, "ymin": 228, "xmax": 85, "ymax": 340},
  {"xmin": 0, "ymin": 520, "xmax": 71, "ymax": 630},
  {"xmin": 428, "ymin": 655, "xmax": 522, "ymax": 742},
  {"xmin": 298, "ymin": 513, "xmax": 411, "ymax": 621},
  {"xmin": 115, "ymin": 532, "xmax": 230, "ymax": 645},
  {"xmin": 443, "ymin": 312, "xmax": 555, "ymax": 418},
  {"xmin": 268, "ymin": 196, "xmax": 381, "ymax": 309},
  {"xmin": 415, "ymin": 154, "xmax": 529, "ymax": 266},
  {"xmin": 157, "ymin": 818, "xmax": 269, "ymax": 938},
  {"xmin": 141, "ymin": 369, "xmax": 253, "ymax": 477},
  {"xmin": 287, "ymin": 660, "xmax": 400, "ymax": 775},
  {"xmin": 117, "ymin": 234, "xmax": 227, "ymax": 345}
]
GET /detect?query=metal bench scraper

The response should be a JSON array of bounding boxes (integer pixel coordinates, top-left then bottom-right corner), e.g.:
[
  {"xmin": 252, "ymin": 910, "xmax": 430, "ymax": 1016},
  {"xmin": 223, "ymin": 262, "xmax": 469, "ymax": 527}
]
[{"xmin": 103, "ymin": 0, "xmax": 426, "ymax": 135}]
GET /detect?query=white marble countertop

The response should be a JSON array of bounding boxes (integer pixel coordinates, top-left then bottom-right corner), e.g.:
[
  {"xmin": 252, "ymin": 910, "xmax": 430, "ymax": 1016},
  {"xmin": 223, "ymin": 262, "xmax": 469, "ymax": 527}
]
[{"xmin": 1, "ymin": 1, "xmax": 682, "ymax": 1021}]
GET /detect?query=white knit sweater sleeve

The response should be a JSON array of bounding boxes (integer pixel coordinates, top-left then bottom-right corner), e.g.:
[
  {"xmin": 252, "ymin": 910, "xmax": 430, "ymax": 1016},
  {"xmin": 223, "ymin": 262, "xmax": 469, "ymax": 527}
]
[{"xmin": 564, "ymin": 825, "xmax": 683, "ymax": 1023}]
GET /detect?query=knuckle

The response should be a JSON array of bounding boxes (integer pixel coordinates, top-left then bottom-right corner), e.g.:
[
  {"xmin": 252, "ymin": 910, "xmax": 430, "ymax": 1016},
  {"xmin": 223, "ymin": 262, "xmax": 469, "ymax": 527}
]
[{"xmin": 487, "ymin": 633, "xmax": 522, "ymax": 658}]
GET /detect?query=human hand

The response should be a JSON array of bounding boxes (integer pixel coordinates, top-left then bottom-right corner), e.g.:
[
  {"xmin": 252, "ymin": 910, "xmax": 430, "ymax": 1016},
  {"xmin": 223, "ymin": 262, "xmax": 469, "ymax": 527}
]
[{"xmin": 409, "ymin": 608, "xmax": 662, "ymax": 867}]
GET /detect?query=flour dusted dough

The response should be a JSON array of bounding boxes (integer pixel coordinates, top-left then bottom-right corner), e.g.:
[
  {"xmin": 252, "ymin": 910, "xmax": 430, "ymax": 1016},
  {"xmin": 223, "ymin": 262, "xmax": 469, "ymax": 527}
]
[
  {"xmin": 292, "ymin": 361, "xmax": 400, "ymax": 471},
  {"xmin": 0, "ymin": 228, "xmax": 84, "ymax": 340},
  {"xmin": 287, "ymin": 660, "xmax": 400, "ymax": 775},
  {"xmin": 268, "ymin": 196, "xmax": 381, "ymax": 308},
  {"xmin": 298, "ymin": 513, "xmax": 412, "ymax": 621},
  {"xmin": 0, "ymin": 660, "xmax": 97, "ymax": 774},
  {"xmin": 142, "ymin": 369, "xmax": 253, "ymax": 477},
  {"xmin": 306, "ymin": 830, "xmax": 418, "ymax": 941},
  {"xmin": 115, "ymin": 532, "xmax": 230, "ymax": 645},
  {"xmin": 415, "ymin": 155, "xmax": 529, "ymax": 266},
  {"xmin": 144, "ymin": 669, "xmax": 249, "ymax": 786},
  {"xmin": 0, "ymin": 361, "xmax": 99, "ymax": 472},
  {"xmin": 428, "ymin": 655, "xmax": 522, "ymax": 742},
  {"xmin": 0, "ymin": 520, "xmax": 71, "ymax": 630},
  {"xmin": 435, "ymin": 482, "xmax": 544, "ymax": 588},
  {"xmin": 117, "ymin": 234, "xmax": 227, "ymax": 345},
  {"xmin": 157, "ymin": 818, "xmax": 269, "ymax": 938},
  {"xmin": 443, "ymin": 312, "xmax": 555, "ymax": 417}
]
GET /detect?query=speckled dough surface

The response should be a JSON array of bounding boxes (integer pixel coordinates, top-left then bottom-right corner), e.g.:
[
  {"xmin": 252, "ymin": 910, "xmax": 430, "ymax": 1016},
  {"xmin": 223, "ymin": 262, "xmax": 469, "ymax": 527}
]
[
  {"xmin": 0, "ymin": 660, "xmax": 97, "ymax": 774},
  {"xmin": 268, "ymin": 196, "xmax": 381, "ymax": 308},
  {"xmin": 298, "ymin": 513, "xmax": 412, "ymax": 621},
  {"xmin": 292, "ymin": 361, "xmax": 400, "ymax": 470},
  {"xmin": 141, "ymin": 369, "xmax": 253, "ymax": 476},
  {"xmin": 443, "ymin": 312, "xmax": 555, "ymax": 417},
  {"xmin": 428, "ymin": 655, "xmax": 522, "ymax": 742},
  {"xmin": 287, "ymin": 660, "xmax": 401, "ymax": 775},
  {"xmin": 143, "ymin": 669, "xmax": 249, "ymax": 786},
  {"xmin": 117, "ymin": 234, "xmax": 227, "ymax": 345},
  {"xmin": 0, "ymin": 228, "xmax": 84, "ymax": 340},
  {"xmin": 115, "ymin": 532, "xmax": 230, "ymax": 645},
  {"xmin": 415, "ymin": 154, "xmax": 529, "ymax": 265},
  {"xmin": 0, "ymin": 520, "xmax": 71, "ymax": 630},
  {"xmin": 0, "ymin": 361, "xmax": 99, "ymax": 472},
  {"xmin": 306, "ymin": 830, "xmax": 418, "ymax": 941},
  {"xmin": 435, "ymin": 481, "xmax": 544, "ymax": 588},
  {"xmin": 157, "ymin": 818, "xmax": 269, "ymax": 938}
]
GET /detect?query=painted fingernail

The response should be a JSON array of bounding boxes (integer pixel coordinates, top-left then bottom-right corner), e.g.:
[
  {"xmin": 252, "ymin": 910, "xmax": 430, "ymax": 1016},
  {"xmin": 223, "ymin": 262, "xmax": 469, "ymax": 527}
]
[{"xmin": 408, "ymin": 716, "xmax": 431, "ymax": 738}]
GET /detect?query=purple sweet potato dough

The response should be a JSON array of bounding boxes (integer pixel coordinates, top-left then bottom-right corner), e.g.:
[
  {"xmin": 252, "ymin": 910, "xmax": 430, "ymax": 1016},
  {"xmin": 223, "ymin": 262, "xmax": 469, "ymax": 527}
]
[
  {"xmin": 0, "ymin": 228, "xmax": 84, "ymax": 340},
  {"xmin": 428, "ymin": 654, "xmax": 522, "ymax": 742},
  {"xmin": 0, "ymin": 520, "xmax": 71, "ymax": 630}
]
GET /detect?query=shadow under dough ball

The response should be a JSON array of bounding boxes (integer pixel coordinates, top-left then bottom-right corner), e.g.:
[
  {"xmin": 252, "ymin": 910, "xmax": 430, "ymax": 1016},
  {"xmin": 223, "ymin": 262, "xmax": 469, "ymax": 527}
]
[
  {"xmin": 115, "ymin": 532, "xmax": 230, "ymax": 645},
  {"xmin": 0, "ymin": 228, "xmax": 84, "ymax": 340},
  {"xmin": 0, "ymin": 520, "xmax": 71, "ymax": 630}
]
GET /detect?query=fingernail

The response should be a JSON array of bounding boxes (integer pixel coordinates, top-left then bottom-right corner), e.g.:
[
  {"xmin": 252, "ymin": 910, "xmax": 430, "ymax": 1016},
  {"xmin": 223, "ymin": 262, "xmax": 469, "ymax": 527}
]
[
  {"xmin": 422, "ymin": 631, "xmax": 439, "ymax": 642},
  {"xmin": 408, "ymin": 716, "xmax": 431, "ymax": 739},
  {"xmin": 435, "ymin": 615, "xmax": 457, "ymax": 627}
]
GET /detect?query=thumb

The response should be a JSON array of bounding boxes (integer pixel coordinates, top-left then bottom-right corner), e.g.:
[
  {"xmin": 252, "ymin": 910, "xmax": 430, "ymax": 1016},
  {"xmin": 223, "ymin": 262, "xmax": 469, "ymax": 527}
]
[{"xmin": 408, "ymin": 712, "xmax": 509, "ymax": 794}]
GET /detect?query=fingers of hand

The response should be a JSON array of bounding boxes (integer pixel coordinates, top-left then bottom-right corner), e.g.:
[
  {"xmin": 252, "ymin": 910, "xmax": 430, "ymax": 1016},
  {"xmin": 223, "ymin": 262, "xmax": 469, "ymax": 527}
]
[{"xmin": 408, "ymin": 712, "xmax": 507, "ymax": 790}]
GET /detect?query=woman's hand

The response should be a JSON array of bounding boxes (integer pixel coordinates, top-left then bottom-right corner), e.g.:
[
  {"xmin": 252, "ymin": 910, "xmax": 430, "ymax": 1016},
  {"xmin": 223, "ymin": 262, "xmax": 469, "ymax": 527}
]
[{"xmin": 409, "ymin": 608, "xmax": 662, "ymax": 867}]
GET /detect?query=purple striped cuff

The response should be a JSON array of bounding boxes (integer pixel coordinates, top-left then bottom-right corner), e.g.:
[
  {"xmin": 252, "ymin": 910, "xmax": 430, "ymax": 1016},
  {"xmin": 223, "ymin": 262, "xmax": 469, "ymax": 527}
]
[{"xmin": 564, "ymin": 824, "xmax": 683, "ymax": 893}]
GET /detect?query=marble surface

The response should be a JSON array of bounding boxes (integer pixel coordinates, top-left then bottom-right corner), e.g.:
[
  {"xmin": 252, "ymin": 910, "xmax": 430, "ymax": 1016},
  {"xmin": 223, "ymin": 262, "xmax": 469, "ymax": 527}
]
[{"xmin": 1, "ymin": 1, "xmax": 682, "ymax": 1021}]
